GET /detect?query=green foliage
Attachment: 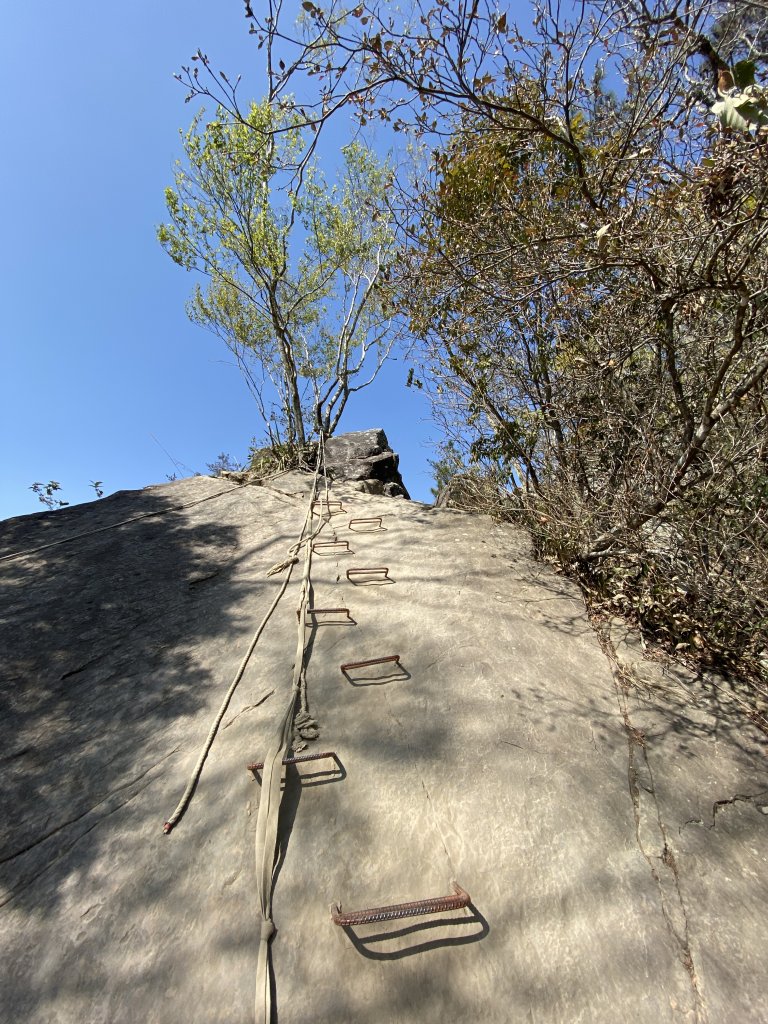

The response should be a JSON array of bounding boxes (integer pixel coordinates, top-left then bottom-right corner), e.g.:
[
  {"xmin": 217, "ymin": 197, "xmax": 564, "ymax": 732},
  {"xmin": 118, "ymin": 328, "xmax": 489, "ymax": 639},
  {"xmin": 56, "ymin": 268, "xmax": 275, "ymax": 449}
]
[
  {"xmin": 159, "ymin": 100, "xmax": 397, "ymax": 444},
  {"xmin": 711, "ymin": 6, "xmax": 768, "ymax": 71},
  {"xmin": 711, "ymin": 84, "xmax": 768, "ymax": 132},
  {"xmin": 733, "ymin": 60, "xmax": 757, "ymax": 89},
  {"xmin": 428, "ymin": 439, "xmax": 464, "ymax": 498},
  {"xmin": 29, "ymin": 479, "xmax": 105, "ymax": 508},
  {"xmin": 178, "ymin": 1, "xmax": 768, "ymax": 693}
]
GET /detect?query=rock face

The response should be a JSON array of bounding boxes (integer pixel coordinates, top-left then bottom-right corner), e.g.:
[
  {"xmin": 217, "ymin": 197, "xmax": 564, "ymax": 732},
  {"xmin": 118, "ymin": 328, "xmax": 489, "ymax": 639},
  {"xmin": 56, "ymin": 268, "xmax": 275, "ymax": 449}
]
[
  {"xmin": 1, "ymin": 469, "xmax": 766, "ymax": 1024},
  {"xmin": 323, "ymin": 427, "xmax": 410, "ymax": 497}
]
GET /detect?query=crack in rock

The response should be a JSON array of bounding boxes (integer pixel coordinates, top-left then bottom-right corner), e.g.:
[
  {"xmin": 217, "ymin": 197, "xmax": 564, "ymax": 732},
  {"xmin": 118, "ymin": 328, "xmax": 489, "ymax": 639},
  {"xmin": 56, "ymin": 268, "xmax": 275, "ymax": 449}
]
[
  {"xmin": 594, "ymin": 622, "xmax": 706, "ymax": 1023},
  {"xmin": 681, "ymin": 791, "xmax": 768, "ymax": 831},
  {"xmin": 0, "ymin": 774, "xmax": 163, "ymax": 909},
  {"xmin": 0, "ymin": 747, "xmax": 178, "ymax": 870},
  {"xmin": 222, "ymin": 689, "xmax": 274, "ymax": 729}
]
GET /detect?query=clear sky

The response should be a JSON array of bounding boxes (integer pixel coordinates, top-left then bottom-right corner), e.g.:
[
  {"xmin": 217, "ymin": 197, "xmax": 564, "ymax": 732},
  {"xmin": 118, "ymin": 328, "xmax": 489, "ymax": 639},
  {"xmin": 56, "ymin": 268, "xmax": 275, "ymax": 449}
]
[{"xmin": 0, "ymin": 1, "xmax": 436, "ymax": 522}]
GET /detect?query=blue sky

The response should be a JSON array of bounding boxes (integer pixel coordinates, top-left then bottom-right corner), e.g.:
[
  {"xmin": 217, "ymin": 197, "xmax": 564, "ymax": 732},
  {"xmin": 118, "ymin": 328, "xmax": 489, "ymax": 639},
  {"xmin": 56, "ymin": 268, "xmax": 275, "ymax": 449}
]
[{"xmin": 0, "ymin": 1, "xmax": 436, "ymax": 521}]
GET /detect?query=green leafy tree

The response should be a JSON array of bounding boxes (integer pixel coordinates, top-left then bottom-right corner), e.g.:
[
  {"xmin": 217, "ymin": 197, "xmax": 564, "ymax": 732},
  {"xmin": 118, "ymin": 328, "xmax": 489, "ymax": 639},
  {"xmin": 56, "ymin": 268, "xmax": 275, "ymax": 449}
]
[
  {"xmin": 158, "ymin": 99, "xmax": 397, "ymax": 445},
  {"xmin": 178, "ymin": 2, "xmax": 768, "ymax": 684}
]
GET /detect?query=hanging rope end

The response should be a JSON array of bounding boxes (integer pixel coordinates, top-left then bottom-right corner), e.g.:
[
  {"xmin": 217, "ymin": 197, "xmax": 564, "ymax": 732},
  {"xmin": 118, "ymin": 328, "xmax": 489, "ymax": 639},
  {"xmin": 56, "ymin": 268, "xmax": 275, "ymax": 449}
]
[
  {"xmin": 266, "ymin": 555, "xmax": 299, "ymax": 577},
  {"xmin": 162, "ymin": 821, "xmax": 174, "ymax": 835}
]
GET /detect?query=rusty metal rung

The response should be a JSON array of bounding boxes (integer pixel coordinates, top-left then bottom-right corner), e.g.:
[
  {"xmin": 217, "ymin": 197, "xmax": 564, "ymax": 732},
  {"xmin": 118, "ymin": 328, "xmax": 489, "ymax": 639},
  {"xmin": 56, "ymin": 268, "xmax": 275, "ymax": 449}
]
[
  {"xmin": 313, "ymin": 500, "xmax": 344, "ymax": 513},
  {"xmin": 331, "ymin": 881, "xmax": 470, "ymax": 926},
  {"xmin": 346, "ymin": 566, "xmax": 389, "ymax": 580},
  {"xmin": 340, "ymin": 654, "xmax": 400, "ymax": 672},
  {"xmin": 313, "ymin": 540, "xmax": 351, "ymax": 552},
  {"xmin": 297, "ymin": 606, "xmax": 352, "ymax": 621},
  {"xmin": 247, "ymin": 751, "xmax": 337, "ymax": 773},
  {"xmin": 302, "ymin": 607, "xmax": 351, "ymax": 623},
  {"xmin": 348, "ymin": 517, "xmax": 383, "ymax": 530}
]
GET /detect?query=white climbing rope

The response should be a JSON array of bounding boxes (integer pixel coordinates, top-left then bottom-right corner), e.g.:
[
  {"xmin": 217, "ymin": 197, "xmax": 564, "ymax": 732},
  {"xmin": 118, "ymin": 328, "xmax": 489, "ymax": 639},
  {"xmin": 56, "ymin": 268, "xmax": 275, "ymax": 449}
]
[
  {"xmin": 0, "ymin": 465, "xmax": 311, "ymax": 565},
  {"xmin": 253, "ymin": 433, "xmax": 329, "ymax": 1024},
  {"xmin": 161, "ymin": 564, "xmax": 295, "ymax": 834},
  {"xmin": 158, "ymin": 438, "xmax": 330, "ymax": 1024},
  {"xmin": 161, "ymin": 455, "xmax": 326, "ymax": 834},
  {"xmin": 0, "ymin": 486, "xmax": 239, "ymax": 563}
]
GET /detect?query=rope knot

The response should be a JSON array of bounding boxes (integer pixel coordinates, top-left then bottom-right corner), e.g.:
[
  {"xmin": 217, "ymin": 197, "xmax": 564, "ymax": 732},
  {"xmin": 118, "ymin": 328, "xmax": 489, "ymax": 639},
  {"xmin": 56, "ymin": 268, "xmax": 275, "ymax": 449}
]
[{"xmin": 261, "ymin": 918, "xmax": 275, "ymax": 942}]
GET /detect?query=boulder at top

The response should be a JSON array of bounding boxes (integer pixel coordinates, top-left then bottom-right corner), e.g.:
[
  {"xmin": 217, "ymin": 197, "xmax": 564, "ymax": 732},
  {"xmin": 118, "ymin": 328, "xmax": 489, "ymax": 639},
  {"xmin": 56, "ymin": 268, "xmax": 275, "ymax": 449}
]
[
  {"xmin": 323, "ymin": 427, "xmax": 410, "ymax": 497},
  {"xmin": 0, "ymin": 467, "xmax": 766, "ymax": 1024}
]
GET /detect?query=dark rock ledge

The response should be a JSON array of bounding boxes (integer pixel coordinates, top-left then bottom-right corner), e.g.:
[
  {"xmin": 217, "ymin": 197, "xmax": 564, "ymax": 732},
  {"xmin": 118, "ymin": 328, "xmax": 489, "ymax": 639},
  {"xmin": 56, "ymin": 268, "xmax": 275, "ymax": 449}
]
[
  {"xmin": 323, "ymin": 428, "xmax": 410, "ymax": 498},
  {"xmin": 222, "ymin": 428, "xmax": 410, "ymax": 498}
]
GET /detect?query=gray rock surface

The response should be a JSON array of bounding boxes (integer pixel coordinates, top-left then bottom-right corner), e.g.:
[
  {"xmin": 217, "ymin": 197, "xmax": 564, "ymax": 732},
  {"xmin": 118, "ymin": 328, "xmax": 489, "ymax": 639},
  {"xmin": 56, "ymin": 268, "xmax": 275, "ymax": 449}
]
[
  {"xmin": 323, "ymin": 428, "xmax": 410, "ymax": 497},
  {"xmin": 0, "ymin": 473, "xmax": 766, "ymax": 1024}
]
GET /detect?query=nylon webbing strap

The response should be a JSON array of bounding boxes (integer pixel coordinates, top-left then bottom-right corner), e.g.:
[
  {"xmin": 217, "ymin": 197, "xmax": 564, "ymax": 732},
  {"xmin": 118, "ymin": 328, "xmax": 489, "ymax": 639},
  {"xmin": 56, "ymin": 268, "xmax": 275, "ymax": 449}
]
[{"xmin": 254, "ymin": 457, "xmax": 324, "ymax": 1024}]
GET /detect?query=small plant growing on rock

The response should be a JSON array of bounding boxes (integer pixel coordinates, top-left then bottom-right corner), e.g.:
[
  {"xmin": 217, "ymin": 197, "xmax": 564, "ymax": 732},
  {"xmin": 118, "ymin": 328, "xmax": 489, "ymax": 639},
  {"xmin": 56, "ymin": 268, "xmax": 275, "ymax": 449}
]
[
  {"xmin": 205, "ymin": 453, "xmax": 244, "ymax": 477},
  {"xmin": 29, "ymin": 479, "xmax": 106, "ymax": 509},
  {"xmin": 247, "ymin": 438, "xmax": 318, "ymax": 478},
  {"xmin": 29, "ymin": 481, "xmax": 69, "ymax": 510}
]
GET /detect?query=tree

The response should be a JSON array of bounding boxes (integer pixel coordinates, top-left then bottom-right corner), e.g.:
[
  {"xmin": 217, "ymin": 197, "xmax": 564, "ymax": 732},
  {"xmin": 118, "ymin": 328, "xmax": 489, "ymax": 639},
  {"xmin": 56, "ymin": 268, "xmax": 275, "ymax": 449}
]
[
  {"xmin": 395, "ymin": 4, "xmax": 768, "ymax": 675},
  {"xmin": 710, "ymin": 1, "xmax": 768, "ymax": 70},
  {"xmin": 178, "ymin": 3, "xmax": 768, "ymax": 681},
  {"xmin": 158, "ymin": 98, "xmax": 398, "ymax": 445}
]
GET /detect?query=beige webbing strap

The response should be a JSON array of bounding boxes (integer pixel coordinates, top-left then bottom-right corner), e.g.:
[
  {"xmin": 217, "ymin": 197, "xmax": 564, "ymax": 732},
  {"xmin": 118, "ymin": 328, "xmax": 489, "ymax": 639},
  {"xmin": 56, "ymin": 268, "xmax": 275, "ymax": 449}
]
[{"xmin": 254, "ymin": 449, "xmax": 326, "ymax": 1023}]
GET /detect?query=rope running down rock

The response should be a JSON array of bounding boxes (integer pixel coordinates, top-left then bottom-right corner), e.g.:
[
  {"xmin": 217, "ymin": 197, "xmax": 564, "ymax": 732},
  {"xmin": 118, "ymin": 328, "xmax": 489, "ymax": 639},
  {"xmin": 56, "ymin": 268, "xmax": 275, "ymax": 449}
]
[
  {"xmin": 253, "ymin": 434, "xmax": 329, "ymax": 1024},
  {"xmin": 161, "ymin": 462, "xmax": 327, "ymax": 835},
  {"xmin": 157, "ymin": 442, "xmax": 329, "ymax": 1023},
  {"xmin": 0, "ymin": 467, "xmax": 304, "ymax": 565}
]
